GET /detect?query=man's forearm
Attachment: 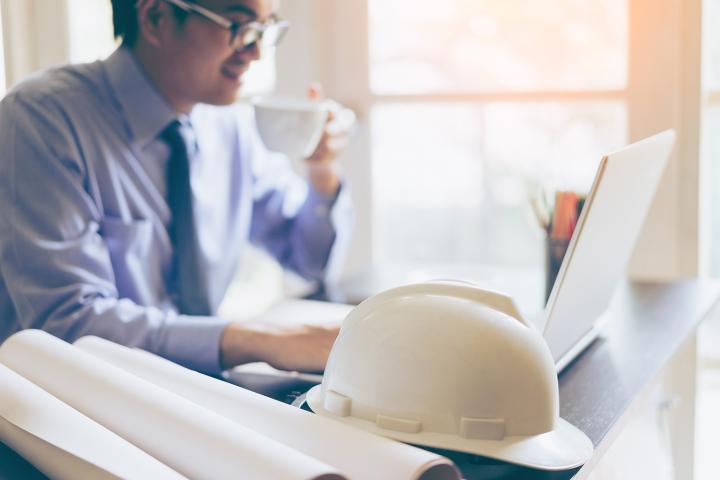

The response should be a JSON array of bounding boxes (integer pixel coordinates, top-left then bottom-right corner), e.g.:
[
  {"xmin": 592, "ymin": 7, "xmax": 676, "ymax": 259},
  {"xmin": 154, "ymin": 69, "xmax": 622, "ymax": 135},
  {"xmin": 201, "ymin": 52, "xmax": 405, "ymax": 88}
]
[
  {"xmin": 220, "ymin": 322, "xmax": 340, "ymax": 373},
  {"xmin": 307, "ymin": 164, "xmax": 340, "ymax": 198}
]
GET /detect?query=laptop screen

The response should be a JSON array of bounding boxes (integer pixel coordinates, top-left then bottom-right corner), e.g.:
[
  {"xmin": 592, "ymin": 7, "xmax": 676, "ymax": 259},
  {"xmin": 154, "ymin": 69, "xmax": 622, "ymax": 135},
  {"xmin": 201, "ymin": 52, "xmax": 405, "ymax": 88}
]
[{"xmin": 541, "ymin": 130, "xmax": 676, "ymax": 366}]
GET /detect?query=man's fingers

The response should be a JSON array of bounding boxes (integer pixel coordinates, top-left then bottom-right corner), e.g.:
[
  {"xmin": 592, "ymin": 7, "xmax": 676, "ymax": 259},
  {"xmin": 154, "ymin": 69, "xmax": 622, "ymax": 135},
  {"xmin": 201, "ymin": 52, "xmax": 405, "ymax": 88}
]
[
  {"xmin": 327, "ymin": 135, "xmax": 349, "ymax": 153},
  {"xmin": 246, "ymin": 323, "xmax": 340, "ymax": 373},
  {"xmin": 307, "ymin": 83, "xmax": 324, "ymax": 101}
]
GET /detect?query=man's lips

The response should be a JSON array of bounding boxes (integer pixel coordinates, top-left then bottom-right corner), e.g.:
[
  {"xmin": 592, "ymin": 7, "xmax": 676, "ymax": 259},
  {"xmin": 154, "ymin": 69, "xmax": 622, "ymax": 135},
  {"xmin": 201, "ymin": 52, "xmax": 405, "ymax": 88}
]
[{"xmin": 221, "ymin": 65, "xmax": 248, "ymax": 81}]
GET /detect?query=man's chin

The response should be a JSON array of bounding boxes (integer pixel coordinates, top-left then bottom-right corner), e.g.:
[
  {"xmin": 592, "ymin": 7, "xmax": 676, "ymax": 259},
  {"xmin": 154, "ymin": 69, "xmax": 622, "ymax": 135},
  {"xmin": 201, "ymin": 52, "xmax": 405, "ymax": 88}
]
[{"xmin": 204, "ymin": 87, "xmax": 244, "ymax": 106}]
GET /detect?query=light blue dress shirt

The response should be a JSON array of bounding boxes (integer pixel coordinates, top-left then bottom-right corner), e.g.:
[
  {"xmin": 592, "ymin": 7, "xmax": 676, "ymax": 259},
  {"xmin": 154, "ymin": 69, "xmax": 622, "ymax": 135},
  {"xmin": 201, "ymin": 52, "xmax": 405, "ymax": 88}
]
[{"xmin": 0, "ymin": 47, "xmax": 351, "ymax": 374}]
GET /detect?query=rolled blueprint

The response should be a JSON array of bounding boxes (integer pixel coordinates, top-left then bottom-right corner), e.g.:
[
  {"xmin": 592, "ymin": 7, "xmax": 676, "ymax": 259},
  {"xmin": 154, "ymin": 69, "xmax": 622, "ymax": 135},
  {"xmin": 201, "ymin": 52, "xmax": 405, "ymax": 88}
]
[
  {"xmin": 0, "ymin": 330, "xmax": 344, "ymax": 480},
  {"xmin": 75, "ymin": 335, "xmax": 461, "ymax": 480},
  {"xmin": 0, "ymin": 364, "xmax": 184, "ymax": 480}
]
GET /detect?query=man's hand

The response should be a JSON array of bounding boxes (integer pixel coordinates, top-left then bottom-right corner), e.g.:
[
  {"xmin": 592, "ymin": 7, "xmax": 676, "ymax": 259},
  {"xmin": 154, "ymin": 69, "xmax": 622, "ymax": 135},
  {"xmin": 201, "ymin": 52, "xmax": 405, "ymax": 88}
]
[
  {"xmin": 220, "ymin": 322, "xmax": 340, "ymax": 373},
  {"xmin": 304, "ymin": 84, "xmax": 355, "ymax": 197}
]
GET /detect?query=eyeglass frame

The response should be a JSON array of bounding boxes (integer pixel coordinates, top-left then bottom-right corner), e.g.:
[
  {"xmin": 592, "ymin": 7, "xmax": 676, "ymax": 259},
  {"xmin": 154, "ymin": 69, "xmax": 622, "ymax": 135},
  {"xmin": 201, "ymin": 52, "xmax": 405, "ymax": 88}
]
[{"xmin": 161, "ymin": 0, "xmax": 290, "ymax": 51}]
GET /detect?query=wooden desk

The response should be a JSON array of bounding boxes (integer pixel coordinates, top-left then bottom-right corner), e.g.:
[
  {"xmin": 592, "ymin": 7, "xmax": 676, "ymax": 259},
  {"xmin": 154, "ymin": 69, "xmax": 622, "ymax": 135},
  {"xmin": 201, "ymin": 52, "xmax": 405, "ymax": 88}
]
[{"xmin": 2, "ymin": 281, "xmax": 718, "ymax": 479}]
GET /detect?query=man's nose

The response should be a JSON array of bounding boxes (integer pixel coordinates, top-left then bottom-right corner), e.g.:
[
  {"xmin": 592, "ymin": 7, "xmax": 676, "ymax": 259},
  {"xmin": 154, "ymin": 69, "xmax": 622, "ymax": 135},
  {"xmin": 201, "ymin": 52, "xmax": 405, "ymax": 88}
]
[{"xmin": 238, "ymin": 41, "xmax": 261, "ymax": 62}]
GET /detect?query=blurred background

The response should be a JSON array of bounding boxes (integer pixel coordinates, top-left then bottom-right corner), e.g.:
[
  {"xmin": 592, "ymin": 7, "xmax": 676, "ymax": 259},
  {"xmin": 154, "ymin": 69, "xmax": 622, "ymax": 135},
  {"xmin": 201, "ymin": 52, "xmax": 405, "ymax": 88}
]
[
  {"xmin": 3, "ymin": 0, "xmax": 719, "ymax": 283},
  {"xmin": 1, "ymin": 0, "xmax": 719, "ymax": 477}
]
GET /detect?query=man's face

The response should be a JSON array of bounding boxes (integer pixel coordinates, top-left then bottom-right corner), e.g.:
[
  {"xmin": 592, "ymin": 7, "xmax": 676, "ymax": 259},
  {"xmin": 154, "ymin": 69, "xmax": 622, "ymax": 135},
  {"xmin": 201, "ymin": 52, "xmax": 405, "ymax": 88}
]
[{"xmin": 161, "ymin": 0, "xmax": 274, "ymax": 107}]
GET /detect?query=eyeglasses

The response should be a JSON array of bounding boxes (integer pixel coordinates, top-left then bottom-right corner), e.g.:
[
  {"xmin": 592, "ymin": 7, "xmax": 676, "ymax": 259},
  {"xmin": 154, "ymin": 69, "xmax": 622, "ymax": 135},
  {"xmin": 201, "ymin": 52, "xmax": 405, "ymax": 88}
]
[{"xmin": 162, "ymin": 0, "xmax": 290, "ymax": 51}]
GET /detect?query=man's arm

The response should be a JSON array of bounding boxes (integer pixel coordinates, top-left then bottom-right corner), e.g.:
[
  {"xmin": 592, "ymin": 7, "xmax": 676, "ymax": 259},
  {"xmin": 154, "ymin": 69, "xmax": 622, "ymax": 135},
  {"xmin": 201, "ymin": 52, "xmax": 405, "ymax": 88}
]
[
  {"xmin": 0, "ymin": 92, "xmax": 230, "ymax": 373},
  {"xmin": 245, "ymin": 107, "xmax": 353, "ymax": 285},
  {"xmin": 0, "ymin": 92, "xmax": 340, "ymax": 374}
]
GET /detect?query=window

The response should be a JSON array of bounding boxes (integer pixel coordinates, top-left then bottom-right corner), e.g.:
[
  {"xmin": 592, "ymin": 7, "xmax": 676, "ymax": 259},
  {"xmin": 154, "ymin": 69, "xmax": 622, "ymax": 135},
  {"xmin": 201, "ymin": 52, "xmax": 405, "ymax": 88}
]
[
  {"xmin": 367, "ymin": 0, "xmax": 628, "ymax": 270},
  {"xmin": 369, "ymin": 0, "xmax": 627, "ymax": 94},
  {"xmin": 300, "ymin": 0, "xmax": 702, "ymax": 280},
  {"xmin": 705, "ymin": 0, "xmax": 720, "ymax": 275}
]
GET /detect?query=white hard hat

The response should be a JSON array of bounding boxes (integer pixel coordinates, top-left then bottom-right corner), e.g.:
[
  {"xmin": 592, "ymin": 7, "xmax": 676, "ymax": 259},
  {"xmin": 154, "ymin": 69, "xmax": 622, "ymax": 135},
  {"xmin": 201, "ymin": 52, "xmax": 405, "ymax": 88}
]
[{"xmin": 307, "ymin": 281, "xmax": 593, "ymax": 470}]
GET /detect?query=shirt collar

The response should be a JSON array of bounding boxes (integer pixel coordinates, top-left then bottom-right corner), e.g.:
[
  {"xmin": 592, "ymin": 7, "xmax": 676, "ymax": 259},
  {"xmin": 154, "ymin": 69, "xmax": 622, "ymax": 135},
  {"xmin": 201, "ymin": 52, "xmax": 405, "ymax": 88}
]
[{"xmin": 104, "ymin": 46, "xmax": 178, "ymax": 146}]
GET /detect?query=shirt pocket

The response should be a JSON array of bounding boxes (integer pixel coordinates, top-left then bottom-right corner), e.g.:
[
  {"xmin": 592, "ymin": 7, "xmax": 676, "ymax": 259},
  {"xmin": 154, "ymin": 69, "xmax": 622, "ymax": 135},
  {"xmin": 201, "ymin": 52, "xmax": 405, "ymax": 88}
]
[{"xmin": 100, "ymin": 216, "xmax": 165, "ymax": 306}]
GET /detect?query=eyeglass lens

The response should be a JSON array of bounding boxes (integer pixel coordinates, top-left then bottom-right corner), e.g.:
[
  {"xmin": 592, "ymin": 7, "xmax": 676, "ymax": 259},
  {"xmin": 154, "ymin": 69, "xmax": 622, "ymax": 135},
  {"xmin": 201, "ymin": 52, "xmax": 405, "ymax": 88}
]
[{"xmin": 233, "ymin": 23, "xmax": 286, "ymax": 51}]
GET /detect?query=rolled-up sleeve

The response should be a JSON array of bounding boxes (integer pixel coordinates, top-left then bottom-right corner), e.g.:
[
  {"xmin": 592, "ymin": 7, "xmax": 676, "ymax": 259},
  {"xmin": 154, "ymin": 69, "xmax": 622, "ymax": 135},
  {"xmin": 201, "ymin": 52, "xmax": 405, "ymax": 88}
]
[{"xmin": 0, "ymin": 92, "xmax": 227, "ymax": 374}]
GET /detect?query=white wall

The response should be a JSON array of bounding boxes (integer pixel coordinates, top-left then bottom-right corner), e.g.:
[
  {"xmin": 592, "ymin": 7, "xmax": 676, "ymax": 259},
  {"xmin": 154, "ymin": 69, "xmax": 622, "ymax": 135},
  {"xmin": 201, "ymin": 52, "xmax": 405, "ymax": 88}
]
[
  {"xmin": 627, "ymin": 0, "xmax": 704, "ymax": 279},
  {"xmin": 1, "ymin": 0, "xmax": 69, "ymax": 88}
]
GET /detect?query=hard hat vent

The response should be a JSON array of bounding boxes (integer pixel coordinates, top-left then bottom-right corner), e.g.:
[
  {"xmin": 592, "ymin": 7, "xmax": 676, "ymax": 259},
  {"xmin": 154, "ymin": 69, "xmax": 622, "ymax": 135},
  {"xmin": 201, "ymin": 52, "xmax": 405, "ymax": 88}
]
[
  {"xmin": 459, "ymin": 417, "xmax": 506, "ymax": 440},
  {"xmin": 376, "ymin": 414, "xmax": 422, "ymax": 434},
  {"xmin": 323, "ymin": 390, "xmax": 351, "ymax": 417}
]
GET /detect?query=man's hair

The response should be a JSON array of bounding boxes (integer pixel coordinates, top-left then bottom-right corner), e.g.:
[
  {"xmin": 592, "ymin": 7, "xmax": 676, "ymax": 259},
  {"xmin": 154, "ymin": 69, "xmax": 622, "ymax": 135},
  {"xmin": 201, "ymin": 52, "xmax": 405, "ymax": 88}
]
[
  {"xmin": 111, "ymin": 0, "xmax": 139, "ymax": 46},
  {"xmin": 111, "ymin": 0, "xmax": 188, "ymax": 47}
]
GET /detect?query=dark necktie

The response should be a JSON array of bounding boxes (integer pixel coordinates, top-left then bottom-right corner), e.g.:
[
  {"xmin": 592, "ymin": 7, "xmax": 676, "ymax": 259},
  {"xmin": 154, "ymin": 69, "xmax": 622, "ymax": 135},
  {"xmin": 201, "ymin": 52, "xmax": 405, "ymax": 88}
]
[{"xmin": 161, "ymin": 121, "xmax": 212, "ymax": 315}]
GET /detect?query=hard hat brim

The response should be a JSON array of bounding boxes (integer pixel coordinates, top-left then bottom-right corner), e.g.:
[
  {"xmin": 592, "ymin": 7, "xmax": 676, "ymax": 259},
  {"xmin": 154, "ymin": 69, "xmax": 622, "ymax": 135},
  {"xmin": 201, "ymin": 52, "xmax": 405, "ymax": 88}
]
[{"xmin": 307, "ymin": 386, "xmax": 593, "ymax": 471}]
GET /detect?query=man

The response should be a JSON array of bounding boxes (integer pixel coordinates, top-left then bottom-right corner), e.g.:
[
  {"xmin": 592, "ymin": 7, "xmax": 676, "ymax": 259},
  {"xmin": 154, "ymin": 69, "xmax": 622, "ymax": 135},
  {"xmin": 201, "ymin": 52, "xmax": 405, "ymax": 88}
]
[{"xmin": 0, "ymin": 0, "xmax": 351, "ymax": 375}]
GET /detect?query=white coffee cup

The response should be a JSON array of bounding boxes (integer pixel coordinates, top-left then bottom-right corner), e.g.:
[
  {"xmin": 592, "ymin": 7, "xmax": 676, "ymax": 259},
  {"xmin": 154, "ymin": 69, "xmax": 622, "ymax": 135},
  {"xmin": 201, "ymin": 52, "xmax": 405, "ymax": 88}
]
[{"xmin": 252, "ymin": 96, "xmax": 329, "ymax": 158}]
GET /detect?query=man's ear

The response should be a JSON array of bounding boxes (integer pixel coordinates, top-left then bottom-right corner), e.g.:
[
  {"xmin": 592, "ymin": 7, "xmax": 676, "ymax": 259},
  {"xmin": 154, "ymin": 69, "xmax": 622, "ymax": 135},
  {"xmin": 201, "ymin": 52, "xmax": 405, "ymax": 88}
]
[{"xmin": 136, "ymin": 0, "xmax": 173, "ymax": 47}]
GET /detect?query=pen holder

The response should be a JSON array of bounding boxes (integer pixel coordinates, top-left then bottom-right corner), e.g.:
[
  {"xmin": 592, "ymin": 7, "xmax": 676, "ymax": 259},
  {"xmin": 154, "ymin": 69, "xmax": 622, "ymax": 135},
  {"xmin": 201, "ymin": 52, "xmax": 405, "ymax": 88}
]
[{"xmin": 545, "ymin": 237, "xmax": 571, "ymax": 304}]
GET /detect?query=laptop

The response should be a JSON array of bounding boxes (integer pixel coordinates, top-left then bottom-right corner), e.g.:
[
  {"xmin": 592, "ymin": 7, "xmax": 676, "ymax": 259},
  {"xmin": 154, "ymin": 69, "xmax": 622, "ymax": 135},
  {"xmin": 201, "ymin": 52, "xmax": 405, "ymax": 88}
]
[{"xmin": 540, "ymin": 130, "xmax": 676, "ymax": 371}]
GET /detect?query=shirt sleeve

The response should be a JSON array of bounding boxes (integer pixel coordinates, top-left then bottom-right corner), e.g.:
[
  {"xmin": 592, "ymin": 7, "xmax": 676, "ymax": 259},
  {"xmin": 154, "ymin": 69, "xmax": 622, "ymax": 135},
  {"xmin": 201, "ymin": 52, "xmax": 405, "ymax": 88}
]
[
  {"xmin": 245, "ymin": 111, "xmax": 354, "ymax": 284},
  {"xmin": 0, "ymin": 91, "xmax": 228, "ymax": 375}
]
